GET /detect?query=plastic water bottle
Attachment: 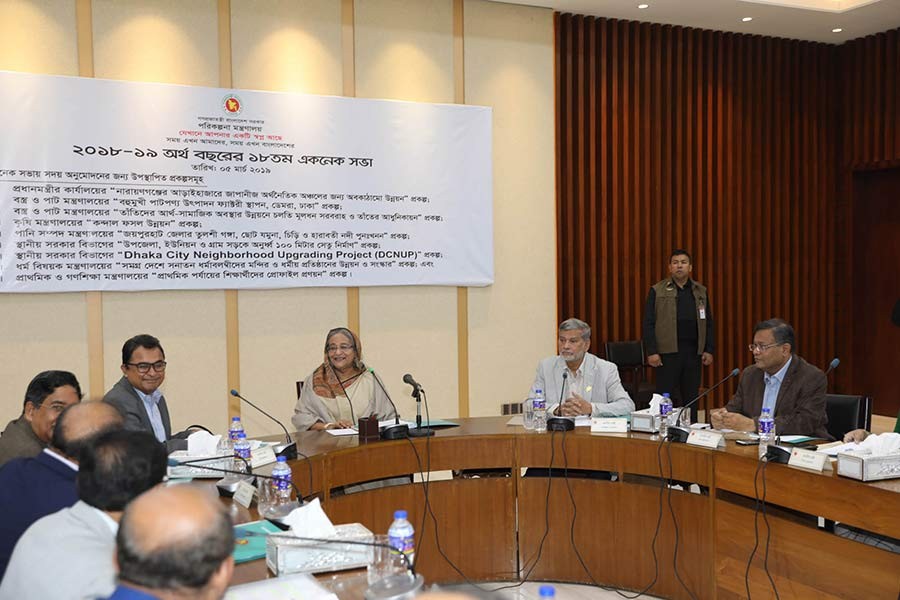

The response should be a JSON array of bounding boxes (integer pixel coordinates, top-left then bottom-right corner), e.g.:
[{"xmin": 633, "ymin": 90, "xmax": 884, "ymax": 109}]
[
  {"xmin": 233, "ymin": 432, "xmax": 251, "ymax": 474},
  {"xmin": 539, "ymin": 585, "xmax": 556, "ymax": 598},
  {"xmin": 388, "ymin": 509, "xmax": 415, "ymax": 566},
  {"xmin": 271, "ymin": 456, "xmax": 293, "ymax": 503},
  {"xmin": 659, "ymin": 393, "xmax": 673, "ymax": 438},
  {"xmin": 228, "ymin": 416, "xmax": 244, "ymax": 440},
  {"xmin": 758, "ymin": 407, "xmax": 776, "ymax": 459},
  {"xmin": 533, "ymin": 388, "xmax": 547, "ymax": 433}
]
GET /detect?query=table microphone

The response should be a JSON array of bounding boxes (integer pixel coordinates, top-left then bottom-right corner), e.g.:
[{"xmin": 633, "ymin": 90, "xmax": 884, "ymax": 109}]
[
  {"xmin": 369, "ymin": 368, "xmax": 410, "ymax": 440},
  {"xmin": 667, "ymin": 368, "xmax": 740, "ymax": 443},
  {"xmin": 823, "ymin": 357, "xmax": 839, "ymax": 376},
  {"xmin": 403, "ymin": 373, "xmax": 435, "ymax": 437},
  {"xmin": 230, "ymin": 389, "xmax": 298, "ymax": 460},
  {"xmin": 548, "ymin": 371, "xmax": 575, "ymax": 431}
]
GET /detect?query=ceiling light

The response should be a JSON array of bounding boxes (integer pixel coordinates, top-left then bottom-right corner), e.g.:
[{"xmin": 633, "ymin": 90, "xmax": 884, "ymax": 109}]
[
  {"xmin": 742, "ymin": 17, "xmax": 753, "ymax": 22},
  {"xmin": 638, "ymin": 3, "xmax": 649, "ymax": 8},
  {"xmin": 832, "ymin": 27, "xmax": 843, "ymax": 33}
]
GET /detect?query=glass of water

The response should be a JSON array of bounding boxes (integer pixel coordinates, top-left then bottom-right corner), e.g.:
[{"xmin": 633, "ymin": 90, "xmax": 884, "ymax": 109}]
[{"xmin": 523, "ymin": 398, "xmax": 535, "ymax": 430}]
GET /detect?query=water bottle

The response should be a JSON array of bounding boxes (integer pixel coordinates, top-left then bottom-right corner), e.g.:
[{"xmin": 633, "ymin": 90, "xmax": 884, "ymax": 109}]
[
  {"xmin": 271, "ymin": 456, "xmax": 293, "ymax": 503},
  {"xmin": 388, "ymin": 509, "xmax": 415, "ymax": 566},
  {"xmin": 758, "ymin": 407, "xmax": 776, "ymax": 459},
  {"xmin": 228, "ymin": 416, "xmax": 244, "ymax": 440},
  {"xmin": 659, "ymin": 393, "xmax": 673, "ymax": 438},
  {"xmin": 539, "ymin": 585, "xmax": 556, "ymax": 598},
  {"xmin": 233, "ymin": 432, "xmax": 252, "ymax": 474},
  {"xmin": 533, "ymin": 388, "xmax": 547, "ymax": 433}
]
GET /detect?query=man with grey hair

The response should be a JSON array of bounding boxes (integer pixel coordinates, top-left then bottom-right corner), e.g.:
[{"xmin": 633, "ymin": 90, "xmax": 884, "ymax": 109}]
[
  {"xmin": 710, "ymin": 318, "xmax": 829, "ymax": 438},
  {"xmin": 531, "ymin": 318, "xmax": 634, "ymax": 417}
]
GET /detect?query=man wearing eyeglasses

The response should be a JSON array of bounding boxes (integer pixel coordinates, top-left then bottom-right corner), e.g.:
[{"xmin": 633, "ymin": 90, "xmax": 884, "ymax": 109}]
[
  {"xmin": 709, "ymin": 318, "xmax": 829, "ymax": 439},
  {"xmin": 103, "ymin": 334, "xmax": 174, "ymax": 443}
]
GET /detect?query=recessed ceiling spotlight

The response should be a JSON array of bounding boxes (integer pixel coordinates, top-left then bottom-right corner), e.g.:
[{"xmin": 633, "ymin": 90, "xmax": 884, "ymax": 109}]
[
  {"xmin": 832, "ymin": 27, "xmax": 843, "ymax": 33},
  {"xmin": 638, "ymin": 3, "xmax": 649, "ymax": 8},
  {"xmin": 742, "ymin": 17, "xmax": 753, "ymax": 22}
]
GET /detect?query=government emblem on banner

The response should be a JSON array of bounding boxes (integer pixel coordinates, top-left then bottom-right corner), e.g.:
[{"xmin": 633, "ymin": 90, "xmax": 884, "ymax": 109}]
[{"xmin": 223, "ymin": 94, "xmax": 242, "ymax": 115}]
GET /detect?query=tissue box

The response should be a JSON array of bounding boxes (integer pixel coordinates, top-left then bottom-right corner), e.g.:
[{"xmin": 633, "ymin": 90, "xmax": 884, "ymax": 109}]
[
  {"xmin": 265, "ymin": 523, "xmax": 374, "ymax": 576},
  {"xmin": 836, "ymin": 452, "xmax": 900, "ymax": 481},
  {"xmin": 630, "ymin": 409, "xmax": 660, "ymax": 434},
  {"xmin": 167, "ymin": 452, "xmax": 231, "ymax": 479}
]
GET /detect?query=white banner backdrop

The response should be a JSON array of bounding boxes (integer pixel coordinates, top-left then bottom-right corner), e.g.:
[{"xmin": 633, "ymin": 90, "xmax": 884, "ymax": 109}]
[{"xmin": 0, "ymin": 71, "xmax": 493, "ymax": 292}]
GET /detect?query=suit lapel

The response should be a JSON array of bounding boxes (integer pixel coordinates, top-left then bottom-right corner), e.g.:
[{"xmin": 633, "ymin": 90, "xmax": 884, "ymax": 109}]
[{"xmin": 774, "ymin": 357, "xmax": 799, "ymax": 416}]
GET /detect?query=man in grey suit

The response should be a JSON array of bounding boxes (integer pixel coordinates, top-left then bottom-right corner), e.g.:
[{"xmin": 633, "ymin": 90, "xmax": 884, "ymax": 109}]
[
  {"xmin": 103, "ymin": 334, "xmax": 175, "ymax": 443},
  {"xmin": 0, "ymin": 429, "xmax": 167, "ymax": 600},
  {"xmin": 710, "ymin": 318, "xmax": 829, "ymax": 439},
  {"xmin": 531, "ymin": 318, "xmax": 634, "ymax": 417}
]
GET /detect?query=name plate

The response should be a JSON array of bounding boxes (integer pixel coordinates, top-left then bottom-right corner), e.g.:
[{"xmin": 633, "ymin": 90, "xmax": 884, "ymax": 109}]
[
  {"xmin": 788, "ymin": 447, "xmax": 827, "ymax": 472},
  {"xmin": 233, "ymin": 480, "xmax": 256, "ymax": 508},
  {"xmin": 591, "ymin": 418, "xmax": 628, "ymax": 433},
  {"xmin": 687, "ymin": 430, "xmax": 725, "ymax": 448},
  {"xmin": 251, "ymin": 445, "xmax": 277, "ymax": 469}
]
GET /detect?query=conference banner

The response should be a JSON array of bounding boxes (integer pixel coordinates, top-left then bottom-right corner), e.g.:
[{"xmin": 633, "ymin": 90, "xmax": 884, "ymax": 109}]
[{"xmin": 0, "ymin": 71, "xmax": 493, "ymax": 292}]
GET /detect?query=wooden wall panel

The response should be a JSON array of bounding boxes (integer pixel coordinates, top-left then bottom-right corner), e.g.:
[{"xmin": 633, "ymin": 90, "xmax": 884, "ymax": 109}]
[
  {"xmin": 838, "ymin": 29, "xmax": 900, "ymax": 416},
  {"xmin": 555, "ymin": 14, "xmax": 840, "ymax": 407}
]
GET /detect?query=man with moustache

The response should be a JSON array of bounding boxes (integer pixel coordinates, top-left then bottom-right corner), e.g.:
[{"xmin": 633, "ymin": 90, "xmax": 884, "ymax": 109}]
[
  {"xmin": 710, "ymin": 318, "xmax": 829, "ymax": 439},
  {"xmin": 531, "ymin": 318, "xmax": 634, "ymax": 417}
]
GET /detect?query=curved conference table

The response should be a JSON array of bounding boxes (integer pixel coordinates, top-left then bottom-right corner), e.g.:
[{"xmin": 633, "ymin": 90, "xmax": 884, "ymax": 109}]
[{"xmin": 231, "ymin": 417, "xmax": 900, "ymax": 599}]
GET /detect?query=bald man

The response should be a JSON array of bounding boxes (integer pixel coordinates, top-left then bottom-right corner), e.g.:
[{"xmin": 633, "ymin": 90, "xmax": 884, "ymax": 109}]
[
  {"xmin": 0, "ymin": 401, "xmax": 123, "ymax": 578},
  {"xmin": 108, "ymin": 485, "xmax": 235, "ymax": 600}
]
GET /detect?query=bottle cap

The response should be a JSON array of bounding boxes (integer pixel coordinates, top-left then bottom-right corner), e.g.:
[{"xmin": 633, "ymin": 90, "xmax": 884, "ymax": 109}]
[
  {"xmin": 236, "ymin": 432, "xmax": 246, "ymax": 439},
  {"xmin": 539, "ymin": 585, "xmax": 555, "ymax": 597},
  {"xmin": 663, "ymin": 392, "xmax": 670, "ymax": 398},
  {"xmin": 276, "ymin": 455, "xmax": 287, "ymax": 462},
  {"xmin": 394, "ymin": 510, "xmax": 407, "ymax": 519},
  {"xmin": 232, "ymin": 416, "xmax": 240, "ymax": 421}
]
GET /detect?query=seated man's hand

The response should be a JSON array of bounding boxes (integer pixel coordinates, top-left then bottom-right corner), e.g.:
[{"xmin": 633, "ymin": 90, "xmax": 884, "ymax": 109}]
[
  {"xmin": 720, "ymin": 411, "xmax": 755, "ymax": 432},
  {"xmin": 559, "ymin": 393, "xmax": 591, "ymax": 417},
  {"xmin": 843, "ymin": 429, "xmax": 869, "ymax": 443},
  {"xmin": 709, "ymin": 407, "xmax": 727, "ymax": 429}
]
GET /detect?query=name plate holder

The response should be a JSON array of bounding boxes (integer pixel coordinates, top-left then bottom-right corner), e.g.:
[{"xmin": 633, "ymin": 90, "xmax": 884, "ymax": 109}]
[
  {"xmin": 591, "ymin": 418, "xmax": 628, "ymax": 433},
  {"xmin": 788, "ymin": 447, "xmax": 827, "ymax": 472},
  {"xmin": 233, "ymin": 480, "xmax": 256, "ymax": 508},
  {"xmin": 251, "ymin": 445, "xmax": 278, "ymax": 469},
  {"xmin": 686, "ymin": 430, "xmax": 725, "ymax": 449}
]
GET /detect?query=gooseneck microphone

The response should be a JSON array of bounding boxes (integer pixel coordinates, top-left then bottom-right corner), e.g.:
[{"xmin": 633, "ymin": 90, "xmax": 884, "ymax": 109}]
[
  {"xmin": 667, "ymin": 368, "xmax": 740, "ymax": 443},
  {"xmin": 824, "ymin": 357, "xmax": 840, "ymax": 376},
  {"xmin": 369, "ymin": 368, "xmax": 410, "ymax": 440},
  {"xmin": 230, "ymin": 389, "xmax": 298, "ymax": 460},
  {"xmin": 547, "ymin": 371, "xmax": 575, "ymax": 431},
  {"xmin": 403, "ymin": 373, "xmax": 435, "ymax": 437}
]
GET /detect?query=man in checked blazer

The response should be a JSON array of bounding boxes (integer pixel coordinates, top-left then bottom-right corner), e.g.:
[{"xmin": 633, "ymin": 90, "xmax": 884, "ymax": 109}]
[{"xmin": 710, "ymin": 318, "xmax": 829, "ymax": 439}]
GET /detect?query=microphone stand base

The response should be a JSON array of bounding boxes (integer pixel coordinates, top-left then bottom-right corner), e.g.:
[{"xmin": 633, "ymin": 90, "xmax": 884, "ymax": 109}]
[
  {"xmin": 274, "ymin": 441, "xmax": 298, "ymax": 461},
  {"xmin": 667, "ymin": 426, "xmax": 690, "ymax": 443},
  {"xmin": 547, "ymin": 417, "xmax": 575, "ymax": 432},
  {"xmin": 381, "ymin": 423, "xmax": 410, "ymax": 440},
  {"xmin": 408, "ymin": 427, "xmax": 435, "ymax": 437},
  {"xmin": 215, "ymin": 474, "xmax": 254, "ymax": 497}
]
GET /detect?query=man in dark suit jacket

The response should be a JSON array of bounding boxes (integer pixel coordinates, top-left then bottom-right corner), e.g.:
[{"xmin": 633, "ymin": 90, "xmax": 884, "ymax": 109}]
[
  {"xmin": 710, "ymin": 318, "xmax": 829, "ymax": 439},
  {"xmin": 0, "ymin": 401, "xmax": 123, "ymax": 578},
  {"xmin": 103, "ymin": 334, "xmax": 175, "ymax": 442}
]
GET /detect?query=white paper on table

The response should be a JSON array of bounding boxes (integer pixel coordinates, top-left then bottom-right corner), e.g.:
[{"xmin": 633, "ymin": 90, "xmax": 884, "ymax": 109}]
[
  {"xmin": 506, "ymin": 416, "xmax": 524, "ymax": 426},
  {"xmin": 779, "ymin": 435, "xmax": 817, "ymax": 443},
  {"xmin": 225, "ymin": 572, "xmax": 337, "ymax": 600},
  {"xmin": 574, "ymin": 416, "xmax": 591, "ymax": 427},
  {"xmin": 819, "ymin": 442, "xmax": 862, "ymax": 457},
  {"xmin": 324, "ymin": 428, "xmax": 357, "ymax": 436}
]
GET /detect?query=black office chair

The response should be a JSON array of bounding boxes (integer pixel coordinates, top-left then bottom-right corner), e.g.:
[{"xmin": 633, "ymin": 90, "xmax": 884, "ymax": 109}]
[
  {"xmin": 825, "ymin": 394, "xmax": 872, "ymax": 441},
  {"xmin": 605, "ymin": 340, "xmax": 655, "ymax": 410}
]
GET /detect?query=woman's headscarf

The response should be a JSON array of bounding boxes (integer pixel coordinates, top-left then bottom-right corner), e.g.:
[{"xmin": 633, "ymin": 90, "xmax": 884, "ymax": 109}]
[{"xmin": 311, "ymin": 327, "xmax": 365, "ymax": 399}]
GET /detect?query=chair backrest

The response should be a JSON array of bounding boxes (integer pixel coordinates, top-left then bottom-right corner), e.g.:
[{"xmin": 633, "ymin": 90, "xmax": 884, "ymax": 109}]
[
  {"xmin": 605, "ymin": 340, "xmax": 645, "ymax": 369},
  {"xmin": 296, "ymin": 380, "xmax": 304, "ymax": 400},
  {"xmin": 825, "ymin": 394, "xmax": 869, "ymax": 441}
]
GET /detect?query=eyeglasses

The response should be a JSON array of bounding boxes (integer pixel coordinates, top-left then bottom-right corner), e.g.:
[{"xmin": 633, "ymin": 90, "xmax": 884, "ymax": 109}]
[
  {"xmin": 126, "ymin": 361, "xmax": 167, "ymax": 373},
  {"xmin": 748, "ymin": 342, "xmax": 782, "ymax": 353},
  {"xmin": 326, "ymin": 344, "xmax": 354, "ymax": 353}
]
